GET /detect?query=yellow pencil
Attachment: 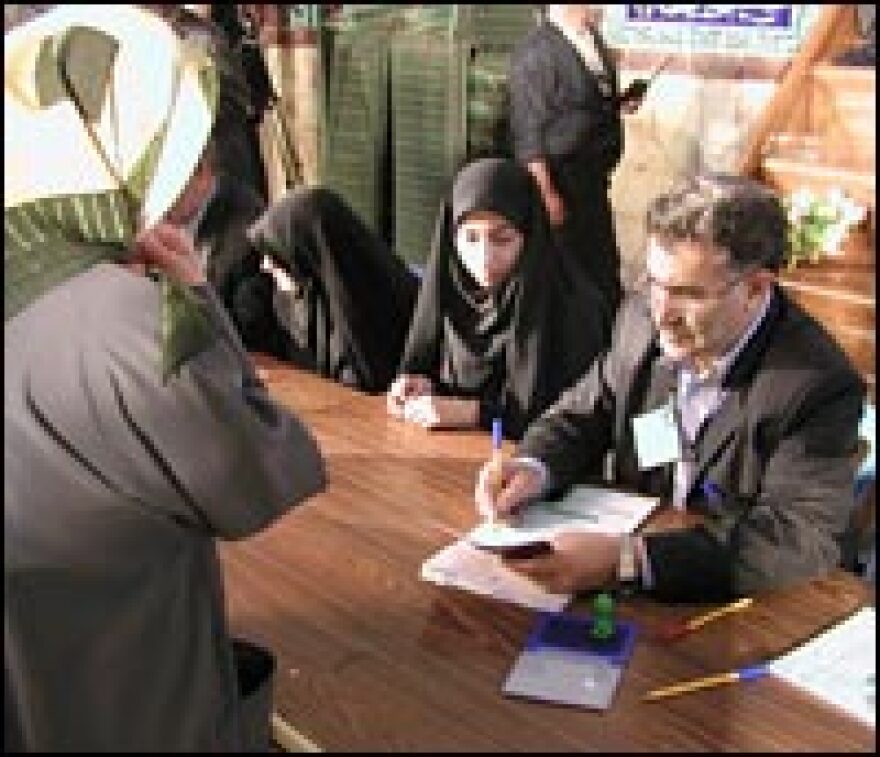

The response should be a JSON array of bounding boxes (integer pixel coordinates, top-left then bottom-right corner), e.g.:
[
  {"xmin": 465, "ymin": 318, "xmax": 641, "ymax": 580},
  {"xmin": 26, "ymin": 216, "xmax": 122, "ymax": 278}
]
[
  {"xmin": 659, "ymin": 597, "xmax": 754, "ymax": 641},
  {"xmin": 644, "ymin": 664, "xmax": 768, "ymax": 702}
]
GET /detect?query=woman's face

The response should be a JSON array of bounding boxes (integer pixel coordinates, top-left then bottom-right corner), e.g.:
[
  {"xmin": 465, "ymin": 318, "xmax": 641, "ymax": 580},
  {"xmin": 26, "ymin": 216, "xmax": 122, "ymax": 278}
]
[{"xmin": 454, "ymin": 210, "xmax": 524, "ymax": 289}]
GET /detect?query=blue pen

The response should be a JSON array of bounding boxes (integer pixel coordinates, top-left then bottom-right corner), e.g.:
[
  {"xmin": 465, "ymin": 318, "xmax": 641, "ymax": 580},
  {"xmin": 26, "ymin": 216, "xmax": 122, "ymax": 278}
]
[
  {"xmin": 487, "ymin": 419, "xmax": 504, "ymax": 524},
  {"xmin": 644, "ymin": 664, "xmax": 768, "ymax": 701},
  {"xmin": 492, "ymin": 418, "xmax": 503, "ymax": 456},
  {"xmin": 701, "ymin": 479, "xmax": 724, "ymax": 506}
]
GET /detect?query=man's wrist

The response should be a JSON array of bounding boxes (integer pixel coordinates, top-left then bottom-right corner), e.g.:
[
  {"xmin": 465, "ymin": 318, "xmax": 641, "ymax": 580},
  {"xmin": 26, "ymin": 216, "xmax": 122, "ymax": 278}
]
[{"xmin": 617, "ymin": 534, "xmax": 640, "ymax": 589}]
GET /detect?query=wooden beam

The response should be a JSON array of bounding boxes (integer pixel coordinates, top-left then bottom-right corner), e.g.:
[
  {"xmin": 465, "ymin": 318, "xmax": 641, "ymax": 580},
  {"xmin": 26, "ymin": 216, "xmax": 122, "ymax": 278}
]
[{"xmin": 737, "ymin": 5, "xmax": 859, "ymax": 177}]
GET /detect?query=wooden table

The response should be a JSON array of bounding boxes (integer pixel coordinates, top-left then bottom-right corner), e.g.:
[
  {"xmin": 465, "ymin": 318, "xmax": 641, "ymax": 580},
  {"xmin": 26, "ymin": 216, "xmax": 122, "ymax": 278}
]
[{"xmin": 220, "ymin": 360, "xmax": 874, "ymax": 752}]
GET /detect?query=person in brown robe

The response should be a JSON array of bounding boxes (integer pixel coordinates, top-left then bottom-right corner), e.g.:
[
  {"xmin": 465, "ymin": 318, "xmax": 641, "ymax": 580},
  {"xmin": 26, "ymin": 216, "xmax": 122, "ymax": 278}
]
[{"xmin": 4, "ymin": 6, "xmax": 325, "ymax": 750}]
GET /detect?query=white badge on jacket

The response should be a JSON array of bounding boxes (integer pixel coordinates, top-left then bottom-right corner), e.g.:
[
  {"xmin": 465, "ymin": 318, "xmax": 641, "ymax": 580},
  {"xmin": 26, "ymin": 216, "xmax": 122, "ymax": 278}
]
[{"xmin": 632, "ymin": 399, "xmax": 682, "ymax": 470}]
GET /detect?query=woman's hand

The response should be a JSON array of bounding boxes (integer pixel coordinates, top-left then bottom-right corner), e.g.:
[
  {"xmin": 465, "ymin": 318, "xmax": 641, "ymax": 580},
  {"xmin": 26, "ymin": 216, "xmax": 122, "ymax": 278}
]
[
  {"xmin": 541, "ymin": 187, "xmax": 566, "ymax": 226},
  {"xmin": 400, "ymin": 395, "xmax": 479, "ymax": 430},
  {"xmin": 386, "ymin": 374, "xmax": 434, "ymax": 418}
]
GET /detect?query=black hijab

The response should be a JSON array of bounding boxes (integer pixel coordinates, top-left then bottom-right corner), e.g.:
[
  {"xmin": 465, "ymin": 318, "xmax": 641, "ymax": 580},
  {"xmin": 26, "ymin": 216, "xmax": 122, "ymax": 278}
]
[
  {"xmin": 399, "ymin": 158, "xmax": 612, "ymax": 440},
  {"xmin": 246, "ymin": 187, "xmax": 419, "ymax": 392}
]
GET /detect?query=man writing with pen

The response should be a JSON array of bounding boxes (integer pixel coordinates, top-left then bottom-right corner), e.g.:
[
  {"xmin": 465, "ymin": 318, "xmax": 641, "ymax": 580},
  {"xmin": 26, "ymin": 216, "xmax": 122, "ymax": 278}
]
[{"xmin": 474, "ymin": 174, "xmax": 865, "ymax": 602}]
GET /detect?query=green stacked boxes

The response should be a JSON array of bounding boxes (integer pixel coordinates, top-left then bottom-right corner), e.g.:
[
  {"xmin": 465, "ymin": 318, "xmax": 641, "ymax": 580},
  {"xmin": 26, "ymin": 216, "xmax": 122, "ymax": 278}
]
[
  {"xmin": 466, "ymin": 49, "xmax": 513, "ymax": 159},
  {"xmin": 320, "ymin": 23, "xmax": 393, "ymax": 236},
  {"xmin": 457, "ymin": 4, "xmax": 539, "ymax": 48},
  {"xmin": 390, "ymin": 29, "xmax": 466, "ymax": 264},
  {"xmin": 318, "ymin": 5, "xmax": 539, "ymax": 264},
  {"xmin": 462, "ymin": 5, "xmax": 540, "ymax": 160}
]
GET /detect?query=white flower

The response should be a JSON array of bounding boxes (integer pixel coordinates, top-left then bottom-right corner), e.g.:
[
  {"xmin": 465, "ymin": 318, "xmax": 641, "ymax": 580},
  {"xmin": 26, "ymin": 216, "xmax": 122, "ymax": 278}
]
[
  {"xmin": 826, "ymin": 186, "xmax": 846, "ymax": 211},
  {"xmin": 785, "ymin": 185, "xmax": 864, "ymax": 267},
  {"xmin": 787, "ymin": 187, "xmax": 814, "ymax": 223},
  {"xmin": 821, "ymin": 225, "xmax": 846, "ymax": 255},
  {"xmin": 839, "ymin": 195, "xmax": 866, "ymax": 228}
]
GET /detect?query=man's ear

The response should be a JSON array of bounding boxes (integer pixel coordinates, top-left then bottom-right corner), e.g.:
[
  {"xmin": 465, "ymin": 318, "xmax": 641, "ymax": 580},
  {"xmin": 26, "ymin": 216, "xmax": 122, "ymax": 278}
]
[{"xmin": 749, "ymin": 269, "xmax": 777, "ymax": 299}]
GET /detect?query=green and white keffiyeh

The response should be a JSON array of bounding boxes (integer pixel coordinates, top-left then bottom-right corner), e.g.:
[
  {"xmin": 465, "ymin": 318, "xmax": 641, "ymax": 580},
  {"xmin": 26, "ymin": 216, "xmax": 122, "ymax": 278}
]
[{"xmin": 4, "ymin": 5, "xmax": 219, "ymax": 380}]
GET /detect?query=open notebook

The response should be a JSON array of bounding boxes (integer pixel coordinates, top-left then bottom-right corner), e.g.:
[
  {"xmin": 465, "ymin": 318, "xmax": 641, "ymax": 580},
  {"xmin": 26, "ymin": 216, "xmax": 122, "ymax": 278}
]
[{"xmin": 421, "ymin": 485, "xmax": 658, "ymax": 611}]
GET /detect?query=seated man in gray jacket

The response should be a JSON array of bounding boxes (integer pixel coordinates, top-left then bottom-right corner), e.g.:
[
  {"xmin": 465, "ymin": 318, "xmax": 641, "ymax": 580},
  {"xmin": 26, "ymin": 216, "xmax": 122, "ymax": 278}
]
[{"xmin": 475, "ymin": 173, "xmax": 865, "ymax": 602}]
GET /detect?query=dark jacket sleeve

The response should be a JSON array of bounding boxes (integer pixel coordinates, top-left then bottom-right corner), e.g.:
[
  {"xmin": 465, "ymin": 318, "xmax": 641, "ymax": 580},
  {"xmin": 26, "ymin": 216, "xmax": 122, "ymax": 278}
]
[
  {"xmin": 645, "ymin": 366, "xmax": 864, "ymax": 602},
  {"xmin": 516, "ymin": 297, "xmax": 643, "ymax": 487}
]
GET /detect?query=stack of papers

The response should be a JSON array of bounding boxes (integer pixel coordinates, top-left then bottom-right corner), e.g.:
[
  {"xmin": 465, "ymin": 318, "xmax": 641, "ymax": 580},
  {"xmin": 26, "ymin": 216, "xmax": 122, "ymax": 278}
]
[{"xmin": 421, "ymin": 485, "xmax": 658, "ymax": 611}]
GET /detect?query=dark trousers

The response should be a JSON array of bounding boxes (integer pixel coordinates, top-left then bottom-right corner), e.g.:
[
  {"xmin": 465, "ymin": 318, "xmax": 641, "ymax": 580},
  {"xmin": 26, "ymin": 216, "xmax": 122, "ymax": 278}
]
[{"xmin": 552, "ymin": 163, "xmax": 623, "ymax": 315}]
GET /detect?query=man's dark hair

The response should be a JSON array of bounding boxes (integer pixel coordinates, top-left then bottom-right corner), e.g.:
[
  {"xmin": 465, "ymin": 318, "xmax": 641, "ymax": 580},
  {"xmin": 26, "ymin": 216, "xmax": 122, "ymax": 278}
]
[{"xmin": 646, "ymin": 173, "xmax": 787, "ymax": 272}]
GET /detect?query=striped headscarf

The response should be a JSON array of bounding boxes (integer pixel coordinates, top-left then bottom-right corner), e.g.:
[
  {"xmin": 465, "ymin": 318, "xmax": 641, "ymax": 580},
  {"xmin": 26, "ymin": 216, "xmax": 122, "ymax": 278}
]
[{"xmin": 5, "ymin": 5, "xmax": 219, "ymax": 380}]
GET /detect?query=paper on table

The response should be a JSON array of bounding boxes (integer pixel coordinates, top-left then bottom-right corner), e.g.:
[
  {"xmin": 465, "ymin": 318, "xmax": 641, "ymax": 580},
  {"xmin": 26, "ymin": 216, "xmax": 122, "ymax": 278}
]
[
  {"xmin": 421, "ymin": 485, "xmax": 658, "ymax": 611},
  {"xmin": 469, "ymin": 484, "xmax": 659, "ymax": 550},
  {"xmin": 421, "ymin": 538, "xmax": 570, "ymax": 611},
  {"xmin": 768, "ymin": 606, "xmax": 875, "ymax": 729}
]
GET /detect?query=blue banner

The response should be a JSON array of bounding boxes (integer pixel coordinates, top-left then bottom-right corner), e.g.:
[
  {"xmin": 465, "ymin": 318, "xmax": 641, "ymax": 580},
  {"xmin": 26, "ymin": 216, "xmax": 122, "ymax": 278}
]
[{"xmin": 625, "ymin": 5, "xmax": 793, "ymax": 29}]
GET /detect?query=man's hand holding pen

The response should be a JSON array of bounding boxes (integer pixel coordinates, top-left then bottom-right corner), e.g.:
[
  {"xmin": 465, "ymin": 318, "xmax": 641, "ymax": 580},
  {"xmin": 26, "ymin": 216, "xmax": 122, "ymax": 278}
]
[
  {"xmin": 474, "ymin": 458, "xmax": 543, "ymax": 522},
  {"xmin": 474, "ymin": 455, "xmax": 625, "ymax": 592}
]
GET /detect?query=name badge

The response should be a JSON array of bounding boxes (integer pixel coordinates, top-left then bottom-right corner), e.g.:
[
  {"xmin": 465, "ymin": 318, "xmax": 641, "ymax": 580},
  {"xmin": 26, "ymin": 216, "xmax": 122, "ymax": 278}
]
[{"xmin": 632, "ymin": 399, "xmax": 682, "ymax": 470}]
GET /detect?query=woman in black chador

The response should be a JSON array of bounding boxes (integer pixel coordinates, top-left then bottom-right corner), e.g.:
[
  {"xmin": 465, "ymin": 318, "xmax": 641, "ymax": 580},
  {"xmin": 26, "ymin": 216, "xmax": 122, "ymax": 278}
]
[
  {"xmin": 227, "ymin": 187, "xmax": 420, "ymax": 393},
  {"xmin": 388, "ymin": 157, "xmax": 612, "ymax": 440}
]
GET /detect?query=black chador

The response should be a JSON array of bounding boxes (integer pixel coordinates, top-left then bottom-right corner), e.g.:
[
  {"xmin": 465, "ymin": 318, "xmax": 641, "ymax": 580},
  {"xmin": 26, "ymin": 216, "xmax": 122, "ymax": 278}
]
[
  {"xmin": 399, "ymin": 158, "xmax": 612, "ymax": 440},
  {"xmin": 242, "ymin": 188, "xmax": 419, "ymax": 392}
]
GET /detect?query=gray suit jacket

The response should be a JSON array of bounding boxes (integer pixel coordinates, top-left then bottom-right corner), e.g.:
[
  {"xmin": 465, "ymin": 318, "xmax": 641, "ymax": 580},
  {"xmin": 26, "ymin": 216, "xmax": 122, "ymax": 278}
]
[{"xmin": 518, "ymin": 288, "xmax": 865, "ymax": 601}]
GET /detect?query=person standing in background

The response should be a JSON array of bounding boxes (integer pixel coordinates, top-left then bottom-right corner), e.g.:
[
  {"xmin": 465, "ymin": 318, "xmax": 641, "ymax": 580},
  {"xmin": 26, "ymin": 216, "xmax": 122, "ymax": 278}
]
[
  {"xmin": 176, "ymin": 4, "xmax": 272, "ymax": 203},
  {"xmin": 508, "ymin": 4, "xmax": 645, "ymax": 315}
]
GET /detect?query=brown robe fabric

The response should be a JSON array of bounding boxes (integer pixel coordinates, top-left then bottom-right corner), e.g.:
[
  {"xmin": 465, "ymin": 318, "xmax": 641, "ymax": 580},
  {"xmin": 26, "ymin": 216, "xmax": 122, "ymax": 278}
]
[{"xmin": 5, "ymin": 263, "xmax": 326, "ymax": 751}]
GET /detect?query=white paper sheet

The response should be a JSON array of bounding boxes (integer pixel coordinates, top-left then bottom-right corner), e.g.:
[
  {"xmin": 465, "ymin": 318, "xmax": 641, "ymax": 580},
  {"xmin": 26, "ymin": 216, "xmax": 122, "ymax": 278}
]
[
  {"xmin": 421, "ymin": 485, "xmax": 658, "ymax": 611},
  {"xmin": 768, "ymin": 606, "xmax": 876, "ymax": 729},
  {"xmin": 468, "ymin": 485, "xmax": 659, "ymax": 549},
  {"xmin": 421, "ymin": 538, "xmax": 570, "ymax": 611}
]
